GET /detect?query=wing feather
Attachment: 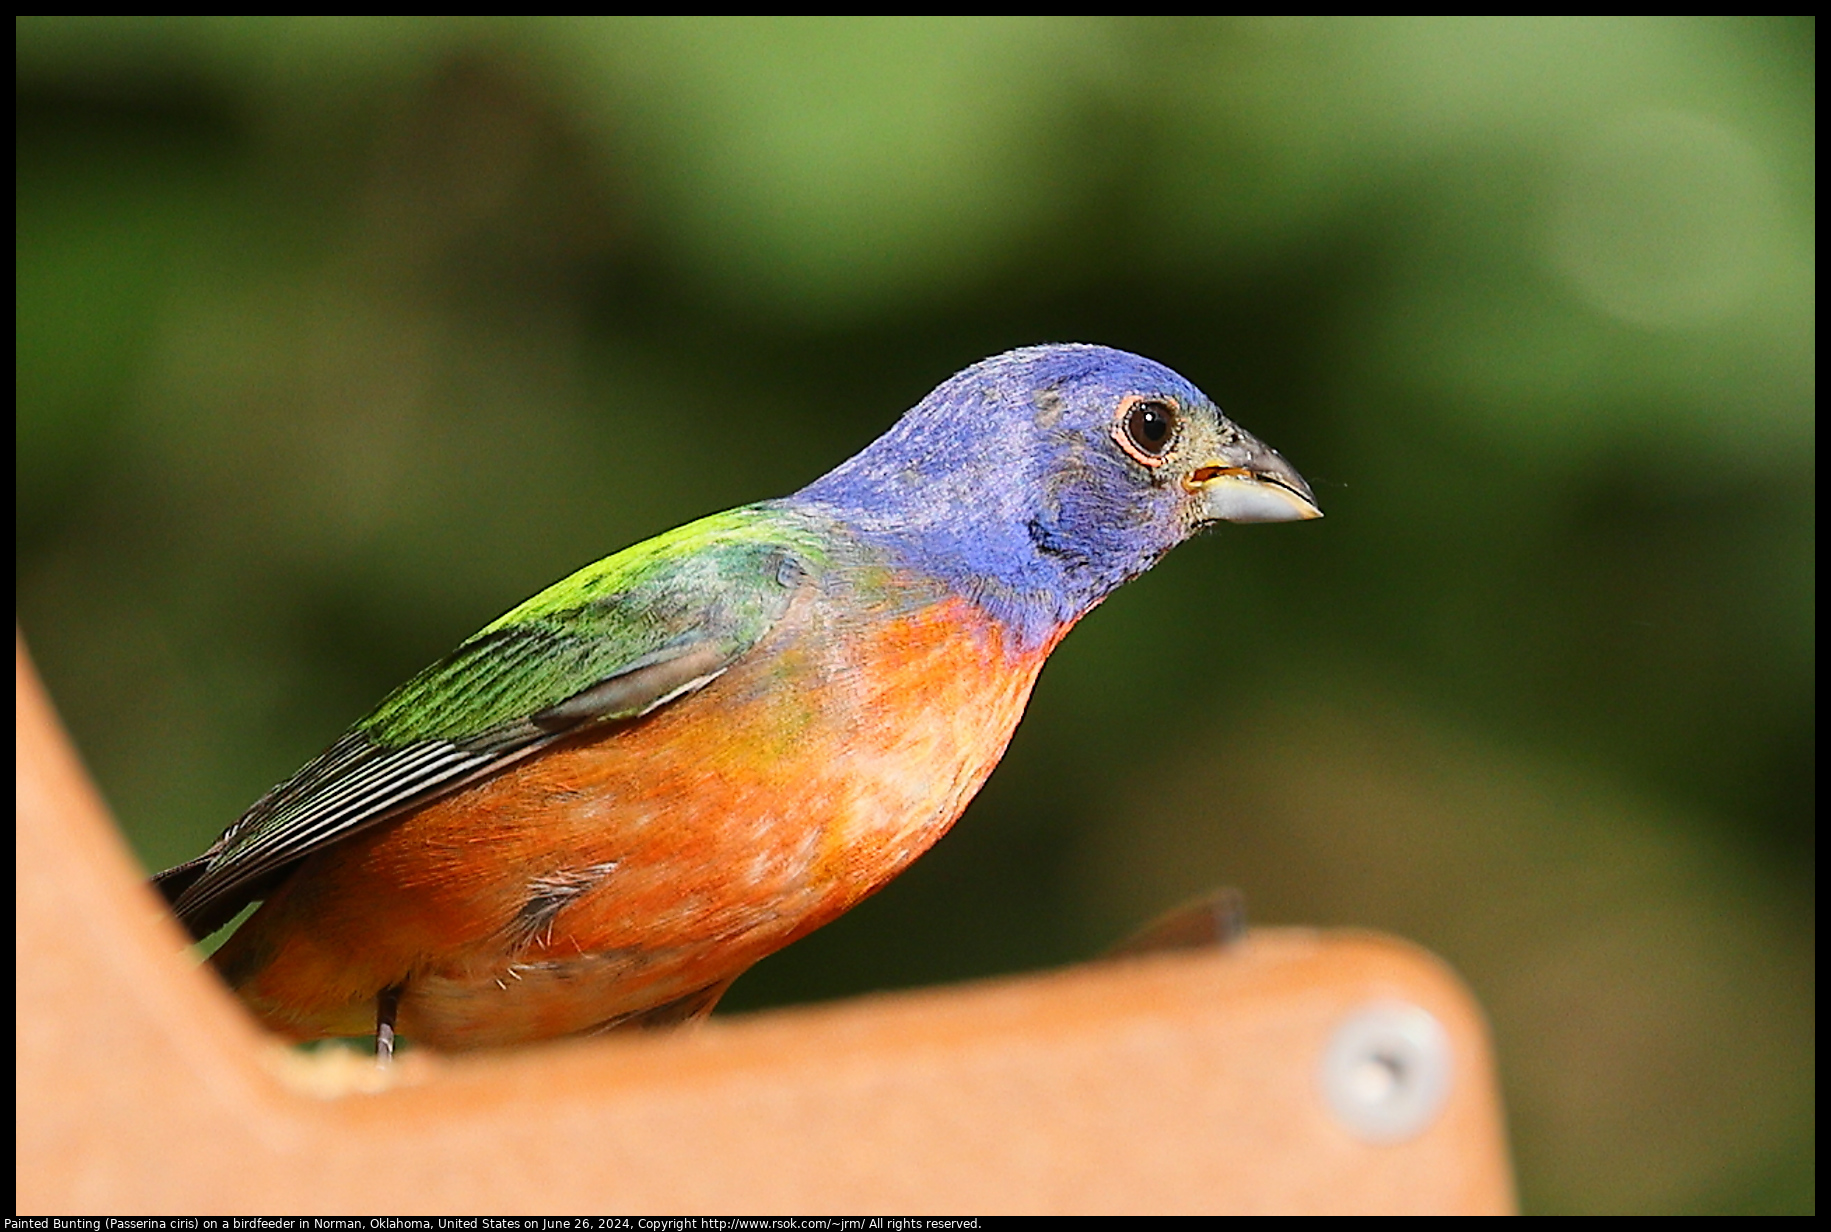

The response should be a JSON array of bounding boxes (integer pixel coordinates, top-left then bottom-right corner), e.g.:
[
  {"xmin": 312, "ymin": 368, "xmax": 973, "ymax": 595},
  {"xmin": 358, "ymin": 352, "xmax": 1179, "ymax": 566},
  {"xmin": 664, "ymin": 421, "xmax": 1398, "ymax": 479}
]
[{"xmin": 157, "ymin": 512, "xmax": 822, "ymax": 940}]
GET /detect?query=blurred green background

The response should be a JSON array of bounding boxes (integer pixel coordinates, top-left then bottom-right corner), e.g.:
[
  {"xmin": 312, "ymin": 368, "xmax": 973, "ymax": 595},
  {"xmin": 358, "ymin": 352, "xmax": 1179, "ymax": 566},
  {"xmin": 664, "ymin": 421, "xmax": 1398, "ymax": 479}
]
[{"xmin": 16, "ymin": 16, "xmax": 1813, "ymax": 1213}]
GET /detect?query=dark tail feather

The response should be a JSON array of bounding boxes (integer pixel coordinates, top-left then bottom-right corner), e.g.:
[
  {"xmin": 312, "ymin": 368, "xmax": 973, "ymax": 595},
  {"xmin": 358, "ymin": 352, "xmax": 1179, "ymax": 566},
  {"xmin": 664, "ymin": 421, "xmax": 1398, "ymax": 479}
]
[
  {"xmin": 150, "ymin": 858, "xmax": 277, "ymax": 943},
  {"xmin": 151, "ymin": 858, "xmax": 210, "ymax": 920}
]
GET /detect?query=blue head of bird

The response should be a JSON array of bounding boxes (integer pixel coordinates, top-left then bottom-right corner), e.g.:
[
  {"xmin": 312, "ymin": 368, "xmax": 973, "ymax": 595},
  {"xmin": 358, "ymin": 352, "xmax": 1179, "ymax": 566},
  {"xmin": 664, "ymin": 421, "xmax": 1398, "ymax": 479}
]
[{"xmin": 794, "ymin": 344, "xmax": 1321, "ymax": 649}]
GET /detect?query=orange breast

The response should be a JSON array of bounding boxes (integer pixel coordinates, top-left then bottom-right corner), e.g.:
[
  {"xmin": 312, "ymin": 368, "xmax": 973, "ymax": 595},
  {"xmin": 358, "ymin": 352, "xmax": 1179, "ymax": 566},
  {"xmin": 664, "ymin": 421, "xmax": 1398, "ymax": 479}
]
[{"xmin": 215, "ymin": 591, "xmax": 1055, "ymax": 1049}]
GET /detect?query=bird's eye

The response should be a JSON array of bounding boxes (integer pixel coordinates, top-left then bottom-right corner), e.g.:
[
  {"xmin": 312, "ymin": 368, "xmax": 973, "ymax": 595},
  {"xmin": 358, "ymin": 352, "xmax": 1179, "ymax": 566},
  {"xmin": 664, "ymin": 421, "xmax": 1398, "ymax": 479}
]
[{"xmin": 1115, "ymin": 396, "xmax": 1179, "ymax": 466}]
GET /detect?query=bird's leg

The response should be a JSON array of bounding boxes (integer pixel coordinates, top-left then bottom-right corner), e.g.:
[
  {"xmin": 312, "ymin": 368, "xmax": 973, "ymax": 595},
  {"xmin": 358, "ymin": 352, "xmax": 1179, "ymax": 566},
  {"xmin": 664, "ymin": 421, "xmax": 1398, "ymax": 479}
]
[{"xmin": 375, "ymin": 983, "xmax": 404, "ymax": 1066}]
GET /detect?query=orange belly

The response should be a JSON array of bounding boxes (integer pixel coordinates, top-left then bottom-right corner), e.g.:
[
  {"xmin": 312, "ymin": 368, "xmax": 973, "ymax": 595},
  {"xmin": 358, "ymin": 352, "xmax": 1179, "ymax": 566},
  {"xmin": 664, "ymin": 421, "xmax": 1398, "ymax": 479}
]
[{"xmin": 214, "ymin": 593, "xmax": 1053, "ymax": 1049}]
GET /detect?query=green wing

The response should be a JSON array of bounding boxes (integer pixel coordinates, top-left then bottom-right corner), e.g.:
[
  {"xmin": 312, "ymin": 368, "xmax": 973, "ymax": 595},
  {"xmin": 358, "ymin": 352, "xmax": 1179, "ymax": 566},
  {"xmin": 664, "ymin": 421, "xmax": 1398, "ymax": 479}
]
[{"xmin": 159, "ymin": 506, "xmax": 825, "ymax": 939}]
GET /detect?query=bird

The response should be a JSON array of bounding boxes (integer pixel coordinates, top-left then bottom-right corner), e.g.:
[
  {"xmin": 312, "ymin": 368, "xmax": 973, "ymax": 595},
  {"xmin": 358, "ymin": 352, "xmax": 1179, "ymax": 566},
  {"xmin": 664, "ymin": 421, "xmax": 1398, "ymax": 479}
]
[{"xmin": 153, "ymin": 343, "xmax": 1321, "ymax": 1055}]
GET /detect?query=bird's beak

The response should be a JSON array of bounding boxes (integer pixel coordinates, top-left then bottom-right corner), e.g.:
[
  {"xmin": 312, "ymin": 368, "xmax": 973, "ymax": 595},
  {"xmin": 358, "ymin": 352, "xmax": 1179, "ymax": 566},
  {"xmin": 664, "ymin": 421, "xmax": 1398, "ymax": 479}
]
[{"xmin": 1185, "ymin": 437, "xmax": 1323, "ymax": 524}]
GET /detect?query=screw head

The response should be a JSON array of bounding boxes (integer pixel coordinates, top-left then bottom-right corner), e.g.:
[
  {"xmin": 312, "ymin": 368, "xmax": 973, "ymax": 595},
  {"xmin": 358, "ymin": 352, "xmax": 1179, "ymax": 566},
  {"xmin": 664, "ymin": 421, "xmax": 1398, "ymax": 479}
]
[{"xmin": 1320, "ymin": 1000, "xmax": 1453, "ymax": 1143}]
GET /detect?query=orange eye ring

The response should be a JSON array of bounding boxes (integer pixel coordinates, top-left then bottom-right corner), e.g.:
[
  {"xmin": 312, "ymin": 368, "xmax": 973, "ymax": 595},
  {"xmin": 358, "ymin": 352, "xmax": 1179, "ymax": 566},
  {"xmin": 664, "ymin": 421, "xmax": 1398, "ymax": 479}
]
[{"xmin": 1113, "ymin": 395, "xmax": 1180, "ymax": 467}]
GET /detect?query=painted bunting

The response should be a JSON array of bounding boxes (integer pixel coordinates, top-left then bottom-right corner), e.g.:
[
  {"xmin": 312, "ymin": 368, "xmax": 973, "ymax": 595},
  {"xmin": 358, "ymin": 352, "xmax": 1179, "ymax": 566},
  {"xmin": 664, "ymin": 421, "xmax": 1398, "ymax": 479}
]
[{"xmin": 154, "ymin": 344, "xmax": 1320, "ymax": 1054}]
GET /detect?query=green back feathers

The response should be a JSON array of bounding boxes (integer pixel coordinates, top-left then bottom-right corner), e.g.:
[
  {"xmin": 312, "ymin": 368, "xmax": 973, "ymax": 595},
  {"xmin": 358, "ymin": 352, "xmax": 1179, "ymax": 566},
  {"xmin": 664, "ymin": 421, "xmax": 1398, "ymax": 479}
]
[{"xmin": 359, "ymin": 505, "xmax": 831, "ymax": 748}]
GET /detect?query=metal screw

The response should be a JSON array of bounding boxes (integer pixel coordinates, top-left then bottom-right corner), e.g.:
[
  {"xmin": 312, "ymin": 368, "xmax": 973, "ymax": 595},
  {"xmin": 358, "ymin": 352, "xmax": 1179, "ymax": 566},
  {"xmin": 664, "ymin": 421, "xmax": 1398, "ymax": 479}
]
[{"xmin": 1320, "ymin": 1000, "xmax": 1453, "ymax": 1142}]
